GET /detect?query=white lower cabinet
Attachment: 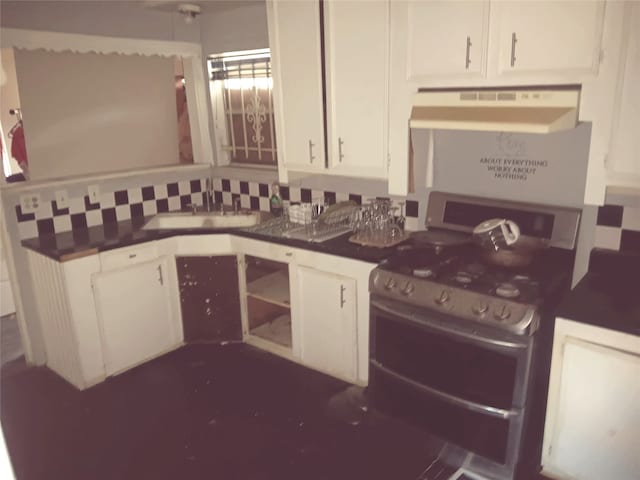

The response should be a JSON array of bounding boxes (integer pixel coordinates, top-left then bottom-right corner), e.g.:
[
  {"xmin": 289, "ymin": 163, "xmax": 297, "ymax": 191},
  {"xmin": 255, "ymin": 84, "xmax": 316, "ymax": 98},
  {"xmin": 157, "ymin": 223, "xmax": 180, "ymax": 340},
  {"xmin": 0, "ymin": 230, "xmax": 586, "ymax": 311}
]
[
  {"xmin": 29, "ymin": 234, "xmax": 373, "ymax": 389},
  {"xmin": 296, "ymin": 266, "xmax": 357, "ymax": 382},
  {"xmin": 27, "ymin": 251, "xmax": 104, "ymax": 389},
  {"xmin": 26, "ymin": 242, "xmax": 182, "ymax": 389},
  {"xmin": 233, "ymin": 236, "xmax": 373, "ymax": 384},
  {"xmin": 92, "ymin": 257, "xmax": 178, "ymax": 376},
  {"xmin": 542, "ymin": 318, "xmax": 640, "ymax": 480}
]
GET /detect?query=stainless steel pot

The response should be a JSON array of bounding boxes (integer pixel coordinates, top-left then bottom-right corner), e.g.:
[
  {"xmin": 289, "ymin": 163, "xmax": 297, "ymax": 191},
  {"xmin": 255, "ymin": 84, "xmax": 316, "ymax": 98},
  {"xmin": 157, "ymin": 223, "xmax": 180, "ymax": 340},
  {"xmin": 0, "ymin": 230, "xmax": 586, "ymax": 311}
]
[{"xmin": 411, "ymin": 229, "xmax": 471, "ymax": 254}]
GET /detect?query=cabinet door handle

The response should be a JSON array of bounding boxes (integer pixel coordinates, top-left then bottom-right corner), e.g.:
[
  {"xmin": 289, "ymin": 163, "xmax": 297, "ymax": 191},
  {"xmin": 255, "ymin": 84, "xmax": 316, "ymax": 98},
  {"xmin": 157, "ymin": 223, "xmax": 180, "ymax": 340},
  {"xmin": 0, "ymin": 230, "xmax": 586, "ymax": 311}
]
[
  {"xmin": 157, "ymin": 265, "xmax": 164, "ymax": 286},
  {"xmin": 338, "ymin": 137, "xmax": 345, "ymax": 163},
  {"xmin": 308, "ymin": 139, "xmax": 315, "ymax": 164},
  {"xmin": 340, "ymin": 284, "xmax": 346, "ymax": 308},
  {"xmin": 465, "ymin": 36, "xmax": 472, "ymax": 69},
  {"xmin": 510, "ymin": 32, "xmax": 518, "ymax": 67},
  {"xmin": 285, "ymin": 252, "xmax": 293, "ymax": 257},
  {"xmin": 128, "ymin": 254, "xmax": 137, "ymax": 259}
]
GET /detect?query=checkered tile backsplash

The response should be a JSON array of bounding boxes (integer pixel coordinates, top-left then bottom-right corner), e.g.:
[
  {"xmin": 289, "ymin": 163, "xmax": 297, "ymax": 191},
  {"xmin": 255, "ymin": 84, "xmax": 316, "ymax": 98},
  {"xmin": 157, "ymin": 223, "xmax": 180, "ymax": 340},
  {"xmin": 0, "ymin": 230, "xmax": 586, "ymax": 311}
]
[
  {"xmin": 14, "ymin": 176, "xmax": 421, "ymax": 239},
  {"xmin": 594, "ymin": 204, "xmax": 640, "ymax": 253}
]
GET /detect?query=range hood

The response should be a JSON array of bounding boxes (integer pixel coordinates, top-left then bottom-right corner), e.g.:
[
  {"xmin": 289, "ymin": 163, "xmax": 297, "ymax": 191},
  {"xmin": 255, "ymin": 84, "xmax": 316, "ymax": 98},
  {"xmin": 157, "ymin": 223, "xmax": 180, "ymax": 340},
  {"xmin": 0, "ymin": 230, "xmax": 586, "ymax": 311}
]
[{"xmin": 410, "ymin": 86, "xmax": 581, "ymax": 134}]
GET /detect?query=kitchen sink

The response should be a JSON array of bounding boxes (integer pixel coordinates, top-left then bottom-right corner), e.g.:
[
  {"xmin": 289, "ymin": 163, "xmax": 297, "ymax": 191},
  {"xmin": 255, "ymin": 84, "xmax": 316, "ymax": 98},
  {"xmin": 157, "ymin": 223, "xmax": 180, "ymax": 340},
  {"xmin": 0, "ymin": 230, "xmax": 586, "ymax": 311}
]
[{"xmin": 142, "ymin": 211, "xmax": 260, "ymax": 230}]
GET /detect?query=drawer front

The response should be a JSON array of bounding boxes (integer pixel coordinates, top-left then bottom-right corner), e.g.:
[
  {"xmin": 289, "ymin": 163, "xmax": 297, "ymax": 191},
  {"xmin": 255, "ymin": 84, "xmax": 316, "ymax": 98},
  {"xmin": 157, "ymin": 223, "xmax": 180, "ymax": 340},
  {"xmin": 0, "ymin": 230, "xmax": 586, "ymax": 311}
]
[
  {"xmin": 100, "ymin": 243, "xmax": 159, "ymax": 271},
  {"xmin": 232, "ymin": 237, "xmax": 296, "ymax": 263}
]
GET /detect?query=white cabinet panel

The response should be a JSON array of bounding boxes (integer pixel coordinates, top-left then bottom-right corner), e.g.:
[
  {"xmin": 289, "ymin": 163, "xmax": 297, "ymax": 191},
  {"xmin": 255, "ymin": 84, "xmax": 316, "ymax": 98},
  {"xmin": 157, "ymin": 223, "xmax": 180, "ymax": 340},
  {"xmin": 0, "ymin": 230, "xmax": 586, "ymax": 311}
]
[
  {"xmin": 64, "ymin": 256, "xmax": 105, "ymax": 385},
  {"xmin": 297, "ymin": 266, "xmax": 357, "ymax": 381},
  {"xmin": 99, "ymin": 242, "xmax": 159, "ymax": 270},
  {"xmin": 608, "ymin": 2, "xmax": 640, "ymax": 185},
  {"xmin": 407, "ymin": 1, "xmax": 488, "ymax": 79},
  {"xmin": 93, "ymin": 257, "xmax": 177, "ymax": 376},
  {"xmin": 550, "ymin": 340, "xmax": 640, "ymax": 480},
  {"xmin": 543, "ymin": 318, "xmax": 640, "ymax": 480},
  {"xmin": 267, "ymin": 0, "xmax": 326, "ymax": 174},
  {"xmin": 494, "ymin": 1, "xmax": 604, "ymax": 76},
  {"xmin": 324, "ymin": 0, "xmax": 388, "ymax": 178}
]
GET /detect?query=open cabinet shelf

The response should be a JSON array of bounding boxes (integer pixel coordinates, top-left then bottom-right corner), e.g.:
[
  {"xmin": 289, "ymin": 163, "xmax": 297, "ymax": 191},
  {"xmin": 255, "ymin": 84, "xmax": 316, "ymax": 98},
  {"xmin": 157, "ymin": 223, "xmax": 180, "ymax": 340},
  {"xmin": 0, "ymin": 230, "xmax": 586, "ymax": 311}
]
[
  {"xmin": 244, "ymin": 255, "xmax": 293, "ymax": 350},
  {"xmin": 246, "ymin": 270, "xmax": 290, "ymax": 308}
]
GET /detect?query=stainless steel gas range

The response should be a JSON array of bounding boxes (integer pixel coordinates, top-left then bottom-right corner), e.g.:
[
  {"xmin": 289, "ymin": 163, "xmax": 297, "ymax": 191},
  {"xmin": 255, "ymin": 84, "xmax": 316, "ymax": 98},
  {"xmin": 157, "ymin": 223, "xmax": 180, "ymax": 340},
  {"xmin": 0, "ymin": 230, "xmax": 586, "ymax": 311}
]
[{"xmin": 368, "ymin": 192, "xmax": 581, "ymax": 480}]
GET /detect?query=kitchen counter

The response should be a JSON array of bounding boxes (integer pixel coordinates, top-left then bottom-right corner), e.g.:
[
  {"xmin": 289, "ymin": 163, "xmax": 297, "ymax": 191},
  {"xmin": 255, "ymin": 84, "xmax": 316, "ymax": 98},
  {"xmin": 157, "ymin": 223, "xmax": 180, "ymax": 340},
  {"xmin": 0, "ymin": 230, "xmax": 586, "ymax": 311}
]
[
  {"xmin": 21, "ymin": 215, "xmax": 402, "ymax": 264},
  {"xmin": 555, "ymin": 248, "xmax": 640, "ymax": 336}
]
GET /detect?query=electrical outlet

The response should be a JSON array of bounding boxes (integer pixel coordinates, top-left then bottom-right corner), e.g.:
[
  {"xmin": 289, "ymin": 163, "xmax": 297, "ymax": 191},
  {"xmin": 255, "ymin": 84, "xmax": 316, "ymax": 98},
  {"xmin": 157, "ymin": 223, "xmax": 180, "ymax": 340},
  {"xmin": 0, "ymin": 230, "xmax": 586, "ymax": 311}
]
[
  {"xmin": 87, "ymin": 184, "xmax": 100, "ymax": 204},
  {"xmin": 55, "ymin": 190, "xmax": 69, "ymax": 209},
  {"xmin": 20, "ymin": 193, "xmax": 41, "ymax": 214}
]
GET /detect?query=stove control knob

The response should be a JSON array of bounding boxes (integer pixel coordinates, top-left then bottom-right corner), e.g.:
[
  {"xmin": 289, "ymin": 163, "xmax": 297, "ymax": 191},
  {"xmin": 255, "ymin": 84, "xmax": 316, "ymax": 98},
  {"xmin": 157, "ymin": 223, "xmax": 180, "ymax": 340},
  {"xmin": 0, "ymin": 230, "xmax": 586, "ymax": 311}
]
[
  {"xmin": 434, "ymin": 290, "xmax": 450, "ymax": 305},
  {"xmin": 401, "ymin": 282, "xmax": 415, "ymax": 296},
  {"xmin": 494, "ymin": 304, "xmax": 512, "ymax": 321},
  {"xmin": 384, "ymin": 277, "xmax": 397, "ymax": 291},
  {"xmin": 472, "ymin": 302, "xmax": 489, "ymax": 315}
]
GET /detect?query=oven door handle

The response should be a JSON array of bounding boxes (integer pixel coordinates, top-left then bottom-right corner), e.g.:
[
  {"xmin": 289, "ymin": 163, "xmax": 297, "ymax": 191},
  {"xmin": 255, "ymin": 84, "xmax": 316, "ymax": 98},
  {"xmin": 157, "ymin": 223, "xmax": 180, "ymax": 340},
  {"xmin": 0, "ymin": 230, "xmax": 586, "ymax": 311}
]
[
  {"xmin": 371, "ymin": 360, "xmax": 520, "ymax": 420},
  {"xmin": 371, "ymin": 300, "xmax": 528, "ymax": 350}
]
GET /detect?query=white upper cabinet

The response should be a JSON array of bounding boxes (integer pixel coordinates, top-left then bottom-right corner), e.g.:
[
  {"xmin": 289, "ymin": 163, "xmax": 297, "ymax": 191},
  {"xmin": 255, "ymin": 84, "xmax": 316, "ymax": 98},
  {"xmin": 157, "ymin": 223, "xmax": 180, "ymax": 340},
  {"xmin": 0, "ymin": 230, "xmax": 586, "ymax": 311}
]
[
  {"xmin": 267, "ymin": 0, "xmax": 326, "ymax": 176},
  {"xmin": 267, "ymin": 0, "xmax": 390, "ymax": 181},
  {"xmin": 324, "ymin": 0, "xmax": 389, "ymax": 178},
  {"xmin": 492, "ymin": 1, "xmax": 605, "ymax": 77},
  {"xmin": 607, "ymin": 1, "xmax": 640, "ymax": 186},
  {"xmin": 407, "ymin": 1, "xmax": 489, "ymax": 80}
]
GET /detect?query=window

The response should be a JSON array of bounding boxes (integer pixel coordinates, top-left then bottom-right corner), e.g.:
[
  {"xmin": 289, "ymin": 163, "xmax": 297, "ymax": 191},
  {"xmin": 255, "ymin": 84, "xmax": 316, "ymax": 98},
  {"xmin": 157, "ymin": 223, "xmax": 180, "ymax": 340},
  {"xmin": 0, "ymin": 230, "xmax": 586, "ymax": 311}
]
[{"xmin": 208, "ymin": 49, "xmax": 277, "ymax": 166}]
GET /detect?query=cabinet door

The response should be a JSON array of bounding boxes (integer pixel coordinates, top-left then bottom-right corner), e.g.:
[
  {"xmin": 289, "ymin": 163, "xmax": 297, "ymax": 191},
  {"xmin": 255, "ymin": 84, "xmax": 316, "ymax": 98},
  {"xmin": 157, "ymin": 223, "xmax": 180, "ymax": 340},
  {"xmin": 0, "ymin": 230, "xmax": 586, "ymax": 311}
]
[
  {"xmin": 177, "ymin": 256, "xmax": 242, "ymax": 343},
  {"xmin": 544, "ymin": 338, "xmax": 640, "ymax": 480},
  {"xmin": 494, "ymin": 1, "xmax": 605, "ymax": 76},
  {"xmin": 608, "ymin": 3, "xmax": 640, "ymax": 184},
  {"xmin": 93, "ymin": 258, "xmax": 177, "ymax": 376},
  {"xmin": 407, "ymin": 1, "xmax": 489, "ymax": 79},
  {"xmin": 267, "ymin": 0, "xmax": 326, "ymax": 173},
  {"xmin": 297, "ymin": 266, "xmax": 357, "ymax": 381},
  {"xmin": 324, "ymin": 0, "xmax": 388, "ymax": 178}
]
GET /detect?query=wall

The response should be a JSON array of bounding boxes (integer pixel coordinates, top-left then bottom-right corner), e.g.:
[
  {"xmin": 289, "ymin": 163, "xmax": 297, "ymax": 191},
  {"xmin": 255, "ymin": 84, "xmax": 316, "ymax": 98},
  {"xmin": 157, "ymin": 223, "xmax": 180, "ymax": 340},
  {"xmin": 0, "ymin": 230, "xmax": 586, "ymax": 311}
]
[
  {"xmin": 593, "ymin": 188, "xmax": 640, "ymax": 253},
  {"xmin": 200, "ymin": 2, "xmax": 270, "ymax": 56},
  {"xmin": 0, "ymin": 0, "xmax": 199, "ymax": 43},
  {"xmin": 14, "ymin": 49, "xmax": 179, "ymax": 180},
  {"xmin": 0, "ymin": 47, "xmax": 22, "ymax": 175}
]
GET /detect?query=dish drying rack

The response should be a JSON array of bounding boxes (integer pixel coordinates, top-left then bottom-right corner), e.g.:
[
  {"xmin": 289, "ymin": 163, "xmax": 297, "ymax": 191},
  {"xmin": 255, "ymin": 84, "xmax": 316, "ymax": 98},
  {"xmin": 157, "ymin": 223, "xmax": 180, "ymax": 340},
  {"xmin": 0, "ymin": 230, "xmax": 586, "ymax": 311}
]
[
  {"xmin": 285, "ymin": 203, "xmax": 358, "ymax": 242},
  {"xmin": 246, "ymin": 203, "xmax": 359, "ymax": 243}
]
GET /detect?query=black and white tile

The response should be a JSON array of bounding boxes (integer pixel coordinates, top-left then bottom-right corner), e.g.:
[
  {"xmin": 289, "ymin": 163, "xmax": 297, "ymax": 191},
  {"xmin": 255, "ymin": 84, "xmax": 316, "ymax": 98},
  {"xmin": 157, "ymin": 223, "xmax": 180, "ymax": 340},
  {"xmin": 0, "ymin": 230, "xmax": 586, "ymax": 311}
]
[
  {"xmin": 14, "ymin": 177, "xmax": 207, "ymax": 239},
  {"xmin": 595, "ymin": 204, "xmax": 640, "ymax": 253},
  {"xmin": 14, "ymin": 176, "xmax": 422, "ymax": 239}
]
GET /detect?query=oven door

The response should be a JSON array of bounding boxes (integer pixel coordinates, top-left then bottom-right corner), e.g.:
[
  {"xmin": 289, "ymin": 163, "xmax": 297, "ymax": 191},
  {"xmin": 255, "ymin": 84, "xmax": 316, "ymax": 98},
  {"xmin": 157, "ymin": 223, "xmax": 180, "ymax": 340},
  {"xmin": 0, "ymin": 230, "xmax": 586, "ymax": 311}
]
[{"xmin": 369, "ymin": 297, "xmax": 533, "ymax": 469}]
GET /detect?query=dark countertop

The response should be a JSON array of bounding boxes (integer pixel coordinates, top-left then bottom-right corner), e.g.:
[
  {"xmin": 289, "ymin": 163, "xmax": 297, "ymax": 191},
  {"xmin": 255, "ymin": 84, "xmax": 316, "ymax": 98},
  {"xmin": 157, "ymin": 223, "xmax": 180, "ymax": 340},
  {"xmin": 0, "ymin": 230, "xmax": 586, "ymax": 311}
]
[
  {"xmin": 555, "ymin": 249, "xmax": 640, "ymax": 336},
  {"xmin": 21, "ymin": 216, "xmax": 401, "ymax": 264}
]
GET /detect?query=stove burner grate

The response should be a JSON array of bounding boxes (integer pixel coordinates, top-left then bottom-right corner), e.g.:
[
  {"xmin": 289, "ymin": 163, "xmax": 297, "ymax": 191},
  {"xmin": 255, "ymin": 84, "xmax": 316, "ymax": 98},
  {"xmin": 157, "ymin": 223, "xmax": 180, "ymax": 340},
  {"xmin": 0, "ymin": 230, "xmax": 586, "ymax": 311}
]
[{"xmin": 496, "ymin": 282, "xmax": 521, "ymax": 298}]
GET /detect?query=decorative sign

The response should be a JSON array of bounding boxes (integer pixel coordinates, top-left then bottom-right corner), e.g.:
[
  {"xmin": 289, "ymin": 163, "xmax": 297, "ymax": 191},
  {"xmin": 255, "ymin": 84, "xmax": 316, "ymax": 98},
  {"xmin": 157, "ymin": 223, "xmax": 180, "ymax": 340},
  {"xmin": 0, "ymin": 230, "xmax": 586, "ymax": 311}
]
[
  {"xmin": 479, "ymin": 133, "xmax": 549, "ymax": 182},
  {"xmin": 429, "ymin": 123, "xmax": 592, "ymax": 207}
]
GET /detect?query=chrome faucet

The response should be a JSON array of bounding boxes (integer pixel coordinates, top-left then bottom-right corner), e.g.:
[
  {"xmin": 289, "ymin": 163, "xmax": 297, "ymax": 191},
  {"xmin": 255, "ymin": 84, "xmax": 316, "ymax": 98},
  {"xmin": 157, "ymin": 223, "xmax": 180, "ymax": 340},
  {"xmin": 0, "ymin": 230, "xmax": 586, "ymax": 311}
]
[{"xmin": 205, "ymin": 177, "xmax": 213, "ymax": 212}]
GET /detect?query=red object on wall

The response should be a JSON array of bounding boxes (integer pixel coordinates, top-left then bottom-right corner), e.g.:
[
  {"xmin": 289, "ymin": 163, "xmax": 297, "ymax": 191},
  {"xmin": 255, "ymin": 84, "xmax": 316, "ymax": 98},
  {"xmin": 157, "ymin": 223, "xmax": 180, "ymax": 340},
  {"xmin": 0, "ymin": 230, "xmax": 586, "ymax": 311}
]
[{"xmin": 10, "ymin": 123, "xmax": 28, "ymax": 167}]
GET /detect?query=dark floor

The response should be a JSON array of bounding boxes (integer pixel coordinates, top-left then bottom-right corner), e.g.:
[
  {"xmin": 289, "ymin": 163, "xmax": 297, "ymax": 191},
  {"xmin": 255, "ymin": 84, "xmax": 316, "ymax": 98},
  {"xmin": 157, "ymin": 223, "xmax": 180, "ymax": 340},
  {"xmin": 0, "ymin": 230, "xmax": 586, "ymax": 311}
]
[{"xmin": 1, "ymin": 344, "xmax": 446, "ymax": 480}]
